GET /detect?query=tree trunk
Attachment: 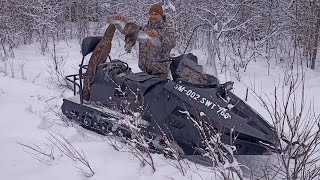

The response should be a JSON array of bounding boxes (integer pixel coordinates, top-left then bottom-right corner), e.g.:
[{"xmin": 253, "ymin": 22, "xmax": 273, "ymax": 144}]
[
  {"xmin": 40, "ymin": 26, "xmax": 47, "ymax": 54},
  {"xmin": 311, "ymin": 8, "xmax": 320, "ymax": 69}
]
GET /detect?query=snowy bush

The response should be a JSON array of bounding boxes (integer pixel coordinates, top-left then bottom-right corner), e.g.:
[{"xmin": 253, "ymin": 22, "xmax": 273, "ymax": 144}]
[{"xmin": 254, "ymin": 70, "xmax": 320, "ymax": 179}]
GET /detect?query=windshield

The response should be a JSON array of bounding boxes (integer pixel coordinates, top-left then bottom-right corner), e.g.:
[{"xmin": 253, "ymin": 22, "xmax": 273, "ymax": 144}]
[{"xmin": 172, "ymin": 24, "xmax": 219, "ymax": 85}]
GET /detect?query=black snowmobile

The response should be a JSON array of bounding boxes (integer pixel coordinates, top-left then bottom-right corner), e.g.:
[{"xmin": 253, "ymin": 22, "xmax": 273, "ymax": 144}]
[{"xmin": 61, "ymin": 25, "xmax": 277, "ymax": 158}]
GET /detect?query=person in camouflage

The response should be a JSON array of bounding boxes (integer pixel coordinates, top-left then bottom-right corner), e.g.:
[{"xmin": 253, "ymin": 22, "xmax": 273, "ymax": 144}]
[{"xmin": 115, "ymin": 3, "xmax": 176, "ymax": 79}]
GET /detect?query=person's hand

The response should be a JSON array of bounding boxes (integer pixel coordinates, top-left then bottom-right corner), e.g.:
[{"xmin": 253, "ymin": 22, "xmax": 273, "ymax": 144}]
[
  {"xmin": 147, "ymin": 29, "xmax": 159, "ymax": 37},
  {"xmin": 114, "ymin": 14, "xmax": 124, "ymax": 20}
]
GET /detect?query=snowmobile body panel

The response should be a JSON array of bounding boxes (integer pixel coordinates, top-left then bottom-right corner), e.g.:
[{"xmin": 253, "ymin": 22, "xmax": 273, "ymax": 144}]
[
  {"xmin": 165, "ymin": 82, "xmax": 275, "ymax": 144},
  {"xmin": 62, "ymin": 33, "xmax": 278, "ymax": 156},
  {"xmin": 62, "ymin": 60, "xmax": 275, "ymax": 155}
]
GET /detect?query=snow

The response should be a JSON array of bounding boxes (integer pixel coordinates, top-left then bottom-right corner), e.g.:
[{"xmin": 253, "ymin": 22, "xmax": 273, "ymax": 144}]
[
  {"xmin": 0, "ymin": 39, "xmax": 227, "ymax": 180},
  {"xmin": 1, "ymin": 33, "xmax": 320, "ymax": 180},
  {"xmin": 0, "ymin": 73, "xmax": 214, "ymax": 179}
]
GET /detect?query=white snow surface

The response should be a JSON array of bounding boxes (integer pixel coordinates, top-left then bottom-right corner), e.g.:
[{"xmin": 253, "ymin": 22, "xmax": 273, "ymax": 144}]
[{"xmin": 1, "ymin": 35, "xmax": 320, "ymax": 180}]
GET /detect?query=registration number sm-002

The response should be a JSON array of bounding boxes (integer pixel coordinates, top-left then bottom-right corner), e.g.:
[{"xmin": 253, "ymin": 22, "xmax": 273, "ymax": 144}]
[{"xmin": 173, "ymin": 84, "xmax": 231, "ymax": 120}]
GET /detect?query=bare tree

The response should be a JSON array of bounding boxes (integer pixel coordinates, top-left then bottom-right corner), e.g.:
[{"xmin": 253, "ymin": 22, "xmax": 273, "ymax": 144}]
[
  {"xmin": 253, "ymin": 69, "xmax": 320, "ymax": 179},
  {"xmin": 18, "ymin": 132, "xmax": 95, "ymax": 177},
  {"xmin": 178, "ymin": 110, "xmax": 245, "ymax": 180},
  {"xmin": 48, "ymin": 132, "xmax": 95, "ymax": 177},
  {"xmin": 17, "ymin": 141, "xmax": 55, "ymax": 166}
]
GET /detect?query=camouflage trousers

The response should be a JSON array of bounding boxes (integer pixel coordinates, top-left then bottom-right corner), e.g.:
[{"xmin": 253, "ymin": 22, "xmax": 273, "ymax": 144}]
[{"xmin": 138, "ymin": 58, "xmax": 170, "ymax": 80}]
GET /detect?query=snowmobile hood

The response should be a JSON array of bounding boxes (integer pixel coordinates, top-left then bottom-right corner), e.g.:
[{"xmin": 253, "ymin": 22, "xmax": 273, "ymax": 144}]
[{"xmin": 164, "ymin": 82, "xmax": 275, "ymax": 145}]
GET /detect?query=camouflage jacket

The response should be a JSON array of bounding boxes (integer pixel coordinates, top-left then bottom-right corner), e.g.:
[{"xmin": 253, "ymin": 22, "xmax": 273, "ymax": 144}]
[{"xmin": 138, "ymin": 20, "xmax": 176, "ymax": 79}]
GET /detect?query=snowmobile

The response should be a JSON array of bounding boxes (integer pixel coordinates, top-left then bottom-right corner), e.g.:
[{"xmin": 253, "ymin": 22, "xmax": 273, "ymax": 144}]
[{"xmin": 61, "ymin": 24, "xmax": 278, "ymax": 158}]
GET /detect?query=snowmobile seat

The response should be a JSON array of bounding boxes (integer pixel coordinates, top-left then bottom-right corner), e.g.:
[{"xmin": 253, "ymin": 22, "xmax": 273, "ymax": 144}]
[
  {"xmin": 95, "ymin": 62, "xmax": 163, "ymax": 96},
  {"xmin": 81, "ymin": 36, "xmax": 102, "ymax": 57},
  {"xmin": 80, "ymin": 36, "xmax": 112, "ymax": 69},
  {"xmin": 125, "ymin": 72, "xmax": 164, "ymax": 95},
  {"xmin": 126, "ymin": 72, "xmax": 158, "ymax": 82}
]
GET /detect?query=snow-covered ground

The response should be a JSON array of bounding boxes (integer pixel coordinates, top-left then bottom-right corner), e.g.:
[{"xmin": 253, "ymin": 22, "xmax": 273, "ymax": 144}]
[{"xmin": 1, "ymin": 33, "xmax": 320, "ymax": 180}]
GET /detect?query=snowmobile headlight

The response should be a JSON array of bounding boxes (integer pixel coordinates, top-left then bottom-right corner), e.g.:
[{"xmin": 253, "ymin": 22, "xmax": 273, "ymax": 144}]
[{"xmin": 223, "ymin": 81, "xmax": 234, "ymax": 91}]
